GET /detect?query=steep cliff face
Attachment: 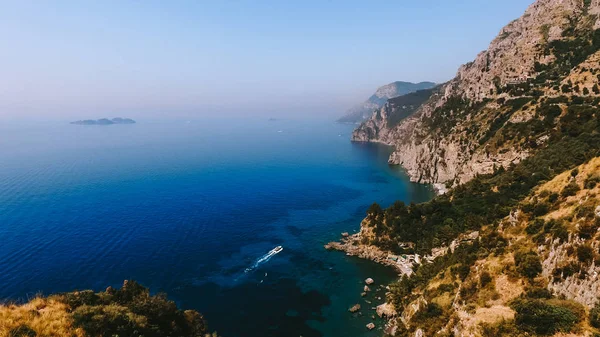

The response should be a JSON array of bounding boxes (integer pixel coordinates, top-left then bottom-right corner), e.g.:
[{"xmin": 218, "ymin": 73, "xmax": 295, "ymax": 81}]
[
  {"xmin": 338, "ymin": 81, "xmax": 436, "ymax": 123},
  {"xmin": 354, "ymin": 155, "xmax": 600, "ymax": 337},
  {"xmin": 354, "ymin": 0, "xmax": 600, "ymax": 185}
]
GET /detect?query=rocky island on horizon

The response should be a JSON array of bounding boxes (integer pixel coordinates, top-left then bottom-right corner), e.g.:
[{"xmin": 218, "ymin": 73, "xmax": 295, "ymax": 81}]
[{"xmin": 70, "ymin": 117, "xmax": 136, "ymax": 125}]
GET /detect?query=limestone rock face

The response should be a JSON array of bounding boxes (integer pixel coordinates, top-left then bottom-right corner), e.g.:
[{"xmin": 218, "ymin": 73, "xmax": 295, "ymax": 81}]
[
  {"xmin": 376, "ymin": 302, "xmax": 397, "ymax": 318},
  {"xmin": 542, "ymin": 237, "xmax": 600, "ymax": 308},
  {"xmin": 352, "ymin": 0, "xmax": 600, "ymax": 185}
]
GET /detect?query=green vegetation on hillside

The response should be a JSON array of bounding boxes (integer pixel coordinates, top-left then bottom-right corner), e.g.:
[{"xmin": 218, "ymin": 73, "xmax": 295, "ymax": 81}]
[
  {"xmin": 386, "ymin": 88, "xmax": 437, "ymax": 128},
  {"xmin": 365, "ymin": 95, "xmax": 600, "ymax": 256},
  {"xmin": 0, "ymin": 281, "xmax": 213, "ymax": 337},
  {"xmin": 361, "ymin": 93, "xmax": 600, "ymax": 336}
]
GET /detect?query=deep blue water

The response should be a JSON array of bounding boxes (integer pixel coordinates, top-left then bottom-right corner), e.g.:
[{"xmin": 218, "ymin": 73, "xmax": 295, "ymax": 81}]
[{"xmin": 0, "ymin": 118, "xmax": 432, "ymax": 337}]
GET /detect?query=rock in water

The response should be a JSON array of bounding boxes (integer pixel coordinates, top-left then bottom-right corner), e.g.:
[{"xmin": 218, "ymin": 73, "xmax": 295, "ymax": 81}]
[
  {"xmin": 366, "ymin": 323, "xmax": 375, "ymax": 330},
  {"xmin": 365, "ymin": 278, "xmax": 374, "ymax": 285},
  {"xmin": 364, "ymin": 285, "xmax": 371, "ymax": 292},
  {"xmin": 348, "ymin": 304, "xmax": 361, "ymax": 313}
]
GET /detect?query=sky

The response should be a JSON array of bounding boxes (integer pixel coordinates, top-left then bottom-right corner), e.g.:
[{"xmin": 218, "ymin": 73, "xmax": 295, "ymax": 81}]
[{"xmin": 0, "ymin": 0, "xmax": 532, "ymax": 120}]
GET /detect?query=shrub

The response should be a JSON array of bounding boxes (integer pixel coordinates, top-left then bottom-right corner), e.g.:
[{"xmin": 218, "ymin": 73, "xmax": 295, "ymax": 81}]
[
  {"xmin": 480, "ymin": 271, "xmax": 493, "ymax": 287},
  {"xmin": 571, "ymin": 168, "xmax": 580, "ymax": 177},
  {"xmin": 542, "ymin": 219, "xmax": 569, "ymax": 243},
  {"xmin": 577, "ymin": 244, "xmax": 594, "ymax": 264},
  {"xmin": 590, "ymin": 302, "xmax": 600, "ymax": 328},
  {"xmin": 515, "ymin": 251, "xmax": 542, "ymax": 279},
  {"xmin": 410, "ymin": 302, "xmax": 448, "ymax": 337},
  {"xmin": 512, "ymin": 299, "xmax": 583, "ymax": 335},
  {"xmin": 579, "ymin": 222, "xmax": 598, "ymax": 239},
  {"xmin": 533, "ymin": 201, "xmax": 550, "ymax": 216},
  {"xmin": 480, "ymin": 321, "xmax": 523, "ymax": 337},
  {"xmin": 561, "ymin": 182, "xmax": 581, "ymax": 198},
  {"xmin": 553, "ymin": 262, "xmax": 580, "ymax": 282},
  {"xmin": 585, "ymin": 174, "xmax": 600, "ymax": 189},
  {"xmin": 525, "ymin": 287, "xmax": 552, "ymax": 299},
  {"xmin": 526, "ymin": 218, "xmax": 545, "ymax": 235},
  {"xmin": 437, "ymin": 283, "xmax": 455, "ymax": 293},
  {"xmin": 456, "ymin": 264, "xmax": 471, "ymax": 281}
]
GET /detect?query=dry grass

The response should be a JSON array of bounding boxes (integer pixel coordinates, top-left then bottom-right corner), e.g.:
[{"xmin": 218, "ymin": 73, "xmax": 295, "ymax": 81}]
[
  {"xmin": 560, "ymin": 50, "xmax": 600, "ymax": 91},
  {"xmin": 432, "ymin": 292, "xmax": 454, "ymax": 309},
  {"xmin": 537, "ymin": 157, "xmax": 600, "ymax": 195},
  {"xmin": 426, "ymin": 269, "xmax": 454, "ymax": 291},
  {"xmin": 0, "ymin": 296, "xmax": 85, "ymax": 337},
  {"xmin": 494, "ymin": 274, "xmax": 524, "ymax": 303},
  {"xmin": 473, "ymin": 305, "xmax": 514, "ymax": 325}
]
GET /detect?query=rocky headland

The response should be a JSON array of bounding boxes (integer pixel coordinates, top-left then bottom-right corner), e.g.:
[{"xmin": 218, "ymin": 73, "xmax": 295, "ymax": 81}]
[{"xmin": 338, "ymin": 81, "xmax": 436, "ymax": 124}]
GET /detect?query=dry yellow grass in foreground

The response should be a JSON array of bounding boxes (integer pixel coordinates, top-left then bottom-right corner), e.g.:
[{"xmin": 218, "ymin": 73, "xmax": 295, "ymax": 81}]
[{"xmin": 0, "ymin": 296, "xmax": 85, "ymax": 337}]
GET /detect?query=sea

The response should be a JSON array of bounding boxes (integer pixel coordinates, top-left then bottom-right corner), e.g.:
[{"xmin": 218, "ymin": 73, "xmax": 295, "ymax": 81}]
[{"xmin": 0, "ymin": 117, "xmax": 433, "ymax": 337}]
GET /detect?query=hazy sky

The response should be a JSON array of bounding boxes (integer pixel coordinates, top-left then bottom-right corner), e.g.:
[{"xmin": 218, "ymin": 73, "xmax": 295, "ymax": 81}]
[{"xmin": 1, "ymin": 0, "xmax": 532, "ymax": 120}]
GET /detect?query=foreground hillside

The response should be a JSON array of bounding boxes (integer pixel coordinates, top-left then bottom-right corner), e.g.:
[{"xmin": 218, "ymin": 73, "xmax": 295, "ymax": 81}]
[
  {"xmin": 0, "ymin": 281, "xmax": 213, "ymax": 337},
  {"xmin": 353, "ymin": 0, "xmax": 600, "ymax": 186},
  {"xmin": 345, "ymin": 155, "xmax": 600, "ymax": 336}
]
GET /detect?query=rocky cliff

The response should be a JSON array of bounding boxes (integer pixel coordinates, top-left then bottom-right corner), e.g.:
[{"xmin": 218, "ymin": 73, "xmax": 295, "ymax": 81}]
[
  {"xmin": 337, "ymin": 2, "xmax": 600, "ymax": 335},
  {"xmin": 338, "ymin": 81, "xmax": 436, "ymax": 123},
  {"xmin": 353, "ymin": 0, "xmax": 600, "ymax": 186},
  {"xmin": 341, "ymin": 154, "xmax": 600, "ymax": 336}
]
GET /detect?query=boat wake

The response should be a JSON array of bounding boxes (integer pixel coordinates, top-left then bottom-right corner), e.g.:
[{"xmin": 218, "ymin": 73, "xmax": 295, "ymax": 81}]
[{"xmin": 244, "ymin": 246, "xmax": 283, "ymax": 273}]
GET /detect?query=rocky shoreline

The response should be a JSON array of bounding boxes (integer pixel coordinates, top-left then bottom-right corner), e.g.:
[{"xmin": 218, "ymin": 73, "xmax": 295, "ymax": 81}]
[
  {"xmin": 325, "ymin": 230, "xmax": 480, "ymax": 334},
  {"xmin": 325, "ymin": 233, "xmax": 420, "ymax": 276}
]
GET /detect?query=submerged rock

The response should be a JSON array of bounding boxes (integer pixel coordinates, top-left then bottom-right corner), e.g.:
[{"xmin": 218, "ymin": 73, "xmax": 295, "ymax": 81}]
[{"xmin": 349, "ymin": 304, "xmax": 361, "ymax": 313}]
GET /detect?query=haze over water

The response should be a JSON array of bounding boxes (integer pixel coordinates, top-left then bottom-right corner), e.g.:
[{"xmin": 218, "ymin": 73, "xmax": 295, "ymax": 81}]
[{"xmin": 0, "ymin": 118, "xmax": 432, "ymax": 337}]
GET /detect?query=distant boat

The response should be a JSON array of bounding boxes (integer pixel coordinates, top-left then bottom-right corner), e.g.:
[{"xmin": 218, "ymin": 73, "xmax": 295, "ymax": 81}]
[{"xmin": 244, "ymin": 246, "xmax": 283, "ymax": 273}]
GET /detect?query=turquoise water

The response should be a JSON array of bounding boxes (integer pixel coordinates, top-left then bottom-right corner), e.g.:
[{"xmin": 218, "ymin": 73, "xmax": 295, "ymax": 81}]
[{"xmin": 0, "ymin": 118, "xmax": 432, "ymax": 337}]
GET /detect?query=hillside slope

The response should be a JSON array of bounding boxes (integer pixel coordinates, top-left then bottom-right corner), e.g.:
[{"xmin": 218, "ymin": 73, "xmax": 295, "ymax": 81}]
[
  {"xmin": 338, "ymin": 81, "xmax": 436, "ymax": 123},
  {"xmin": 353, "ymin": 0, "xmax": 600, "ymax": 186},
  {"xmin": 343, "ymin": 155, "xmax": 600, "ymax": 337},
  {"xmin": 0, "ymin": 281, "xmax": 213, "ymax": 337},
  {"xmin": 334, "ymin": 0, "xmax": 600, "ymax": 335}
]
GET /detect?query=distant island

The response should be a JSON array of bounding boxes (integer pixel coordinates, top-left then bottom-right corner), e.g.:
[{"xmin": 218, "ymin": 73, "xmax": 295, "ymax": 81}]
[{"xmin": 70, "ymin": 117, "xmax": 136, "ymax": 125}]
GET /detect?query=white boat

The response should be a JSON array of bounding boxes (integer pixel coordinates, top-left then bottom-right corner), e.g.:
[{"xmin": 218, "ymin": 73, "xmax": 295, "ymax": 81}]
[{"xmin": 244, "ymin": 246, "xmax": 283, "ymax": 273}]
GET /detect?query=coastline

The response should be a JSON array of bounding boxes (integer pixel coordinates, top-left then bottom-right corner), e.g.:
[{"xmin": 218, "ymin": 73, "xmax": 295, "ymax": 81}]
[{"xmin": 325, "ymin": 233, "xmax": 416, "ymax": 276}]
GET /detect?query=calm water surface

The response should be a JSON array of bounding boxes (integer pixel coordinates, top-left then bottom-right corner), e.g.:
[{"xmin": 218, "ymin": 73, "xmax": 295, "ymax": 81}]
[{"xmin": 0, "ymin": 118, "xmax": 432, "ymax": 337}]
